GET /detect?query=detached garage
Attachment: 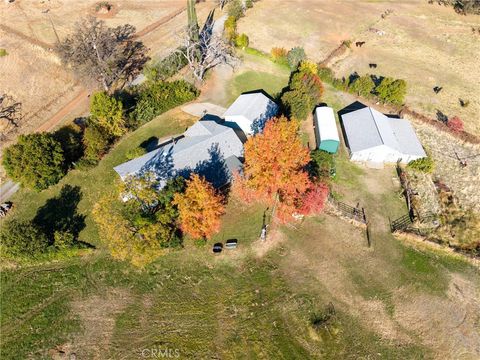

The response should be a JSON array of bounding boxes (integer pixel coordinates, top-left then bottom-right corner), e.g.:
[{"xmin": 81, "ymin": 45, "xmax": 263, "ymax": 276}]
[
  {"xmin": 313, "ymin": 106, "xmax": 340, "ymax": 154},
  {"xmin": 224, "ymin": 92, "xmax": 279, "ymax": 136},
  {"xmin": 341, "ymin": 106, "xmax": 426, "ymax": 164}
]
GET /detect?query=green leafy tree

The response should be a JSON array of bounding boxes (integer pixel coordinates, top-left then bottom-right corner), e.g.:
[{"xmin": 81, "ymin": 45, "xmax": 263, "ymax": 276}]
[
  {"xmin": 82, "ymin": 125, "xmax": 111, "ymax": 163},
  {"xmin": 93, "ymin": 176, "xmax": 185, "ymax": 267},
  {"xmin": 3, "ymin": 133, "xmax": 65, "ymax": 190},
  {"xmin": 235, "ymin": 33, "xmax": 249, "ymax": 49},
  {"xmin": 224, "ymin": 16, "xmax": 237, "ymax": 43},
  {"xmin": 281, "ymin": 61, "xmax": 324, "ymax": 120},
  {"xmin": 0, "ymin": 219, "xmax": 50, "ymax": 256},
  {"xmin": 90, "ymin": 91, "xmax": 125, "ymax": 138},
  {"xmin": 286, "ymin": 47, "xmax": 306, "ymax": 70},
  {"xmin": 228, "ymin": 0, "xmax": 244, "ymax": 20},
  {"xmin": 53, "ymin": 124, "xmax": 84, "ymax": 166},
  {"xmin": 309, "ymin": 150, "xmax": 335, "ymax": 180},
  {"xmin": 350, "ymin": 75, "xmax": 375, "ymax": 97},
  {"xmin": 375, "ymin": 77, "xmax": 407, "ymax": 105}
]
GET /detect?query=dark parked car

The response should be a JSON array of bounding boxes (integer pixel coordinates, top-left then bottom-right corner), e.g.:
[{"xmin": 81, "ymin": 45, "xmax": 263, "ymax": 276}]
[
  {"xmin": 212, "ymin": 243, "xmax": 223, "ymax": 253},
  {"xmin": 225, "ymin": 239, "xmax": 238, "ymax": 249}
]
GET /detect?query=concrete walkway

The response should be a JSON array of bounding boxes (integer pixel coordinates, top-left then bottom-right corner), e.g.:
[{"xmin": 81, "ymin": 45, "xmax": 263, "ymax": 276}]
[
  {"xmin": 181, "ymin": 102, "xmax": 227, "ymax": 118},
  {"xmin": 0, "ymin": 180, "xmax": 19, "ymax": 202}
]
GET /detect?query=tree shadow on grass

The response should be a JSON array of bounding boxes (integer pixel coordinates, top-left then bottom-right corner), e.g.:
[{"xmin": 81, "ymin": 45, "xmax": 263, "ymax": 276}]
[{"xmin": 33, "ymin": 184, "xmax": 91, "ymax": 248}]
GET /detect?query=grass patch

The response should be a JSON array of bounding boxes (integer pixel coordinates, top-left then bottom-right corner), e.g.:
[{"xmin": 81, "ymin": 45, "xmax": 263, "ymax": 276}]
[
  {"xmin": 0, "ymin": 48, "xmax": 8, "ymax": 57},
  {"xmin": 349, "ymin": 270, "xmax": 395, "ymax": 316},
  {"xmin": 226, "ymin": 70, "xmax": 289, "ymax": 105},
  {"xmin": 399, "ymin": 246, "xmax": 450, "ymax": 294}
]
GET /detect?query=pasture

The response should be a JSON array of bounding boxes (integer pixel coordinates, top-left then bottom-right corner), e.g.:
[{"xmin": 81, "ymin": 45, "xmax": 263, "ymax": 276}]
[{"xmin": 238, "ymin": 0, "xmax": 480, "ymax": 135}]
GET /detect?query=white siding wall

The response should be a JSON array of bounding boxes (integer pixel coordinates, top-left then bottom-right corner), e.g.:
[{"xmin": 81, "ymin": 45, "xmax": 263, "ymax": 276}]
[
  {"xmin": 350, "ymin": 145, "xmax": 421, "ymax": 164},
  {"xmin": 225, "ymin": 115, "xmax": 252, "ymax": 135}
]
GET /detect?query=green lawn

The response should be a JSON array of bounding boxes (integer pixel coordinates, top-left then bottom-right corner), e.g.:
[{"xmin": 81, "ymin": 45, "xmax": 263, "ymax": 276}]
[{"xmin": 226, "ymin": 70, "xmax": 289, "ymax": 105}]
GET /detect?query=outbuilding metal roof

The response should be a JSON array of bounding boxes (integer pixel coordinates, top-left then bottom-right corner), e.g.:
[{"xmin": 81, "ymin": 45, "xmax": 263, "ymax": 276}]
[
  {"xmin": 223, "ymin": 93, "xmax": 278, "ymax": 123},
  {"xmin": 314, "ymin": 106, "xmax": 340, "ymax": 142},
  {"xmin": 341, "ymin": 107, "xmax": 425, "ymax": 157}
]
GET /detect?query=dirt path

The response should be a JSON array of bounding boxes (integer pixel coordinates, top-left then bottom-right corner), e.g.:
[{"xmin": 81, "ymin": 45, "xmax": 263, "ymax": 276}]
[
  {"xmin": 135, "ymin": 6, "xmax": 186, "ymax": 38},
  {"xmin": 0, "ymin": 24, "xmax": 53, "ymax": 50},
  {"xmin": 36, "ymin": 89, "xmax": 90, "ymax": 132}
]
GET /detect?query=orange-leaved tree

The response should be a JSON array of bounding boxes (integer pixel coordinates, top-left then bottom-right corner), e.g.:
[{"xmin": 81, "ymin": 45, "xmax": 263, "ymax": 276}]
[
  {"xmin": 173, "ymin": 174, "xmax": 225, "ymax": 240},
  {"xmin": 243, "ymin": 116, "xmax": 312, "ymax": 221}
]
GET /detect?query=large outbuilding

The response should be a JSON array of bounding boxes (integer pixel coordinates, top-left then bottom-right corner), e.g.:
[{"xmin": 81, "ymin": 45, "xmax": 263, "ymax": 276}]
[
  {"xmin": 313, "ymin": 106, "xmax": 340, "ymax": 154},
  {"xmin": 340, "ymin": 106, "xmax": 426, "ymax": 164},
  {"xmin": 223, "ymin": 92, "xmax": 279, "ymax": 136}
]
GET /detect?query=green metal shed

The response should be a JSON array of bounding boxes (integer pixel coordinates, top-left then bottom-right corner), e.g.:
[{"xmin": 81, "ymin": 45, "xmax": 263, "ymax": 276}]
[{"xmin": 314, "ymin": 106, "xmax": 340, "ymax": 153}]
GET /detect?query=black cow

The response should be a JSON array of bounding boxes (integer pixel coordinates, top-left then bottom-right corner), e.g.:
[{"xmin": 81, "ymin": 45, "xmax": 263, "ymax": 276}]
[
  {"xmin": 355, "ymin": 41, "xmax": 366, "ymax": 47},
  {"xmin": 369, "ymin": 63, "xmax": 377, "ymax": 69},
  {"xmin": 433, "ymin": 86, "xmax": 443, "ymax": 94}
]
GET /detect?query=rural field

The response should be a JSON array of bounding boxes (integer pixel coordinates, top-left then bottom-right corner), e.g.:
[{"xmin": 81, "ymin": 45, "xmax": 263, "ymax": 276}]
[
  {"xmin": 238, "ymin": 0, "xmax": 480, "ymax": 135},
  {"xmin": 2, "ymin": 49, "xmax": 480, "ymax": 359},
  {"xmin": 1, "ymin": 1, "xmax": 480, "ymax": 359}
]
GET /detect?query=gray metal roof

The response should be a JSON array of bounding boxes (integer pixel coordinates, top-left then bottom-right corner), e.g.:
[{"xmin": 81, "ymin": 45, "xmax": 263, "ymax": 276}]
[
  {"xmin": 114, "ymin": 120, "xmax": 244, "ymax": 187},
  {"xmin": 224, "ymin": 93, "xmax": 279, "ymax": 123},
  {"xmin": 341, "ymin": 107, "xmax": 425, "ymax": 157}
]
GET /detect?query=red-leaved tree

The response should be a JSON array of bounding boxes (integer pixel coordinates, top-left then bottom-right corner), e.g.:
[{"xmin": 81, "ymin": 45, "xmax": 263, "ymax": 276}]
[
  {"xmin": 298, "ymin": 183, "xmax": 329, "ymax": 216},
  {"xmin": 242, "ymin": 116, "xmax": 314, "ymax": 222},
  {"xmin": 447, "ymin": 116, "xmax": 464, "ymax": 133}
]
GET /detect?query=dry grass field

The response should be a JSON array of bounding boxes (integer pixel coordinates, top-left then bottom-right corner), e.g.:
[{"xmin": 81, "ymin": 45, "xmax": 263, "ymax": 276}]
[
  {"xmin": 238, "ymin": 0, "xmax": 480, "ymax": 135},
  {"xmin": 0, "ymin": 0, "xmax": 214, "ymax": 152}
]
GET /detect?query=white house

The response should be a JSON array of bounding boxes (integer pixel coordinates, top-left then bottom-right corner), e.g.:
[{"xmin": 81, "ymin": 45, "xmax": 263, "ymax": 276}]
[
  {"xmin": 313, "ymin": 106, "xmax": 340, "ymax": 154},
  {"xmin": 223, "ymin": 92, "xmax": 279, "ymax": 136},
  {"xmin": 114, "ymin": 119, "xmax": 244, "ymax": 189},
  {"xmin": 341, "ymin": 106, "xmax": 426, "ymax": 164}
]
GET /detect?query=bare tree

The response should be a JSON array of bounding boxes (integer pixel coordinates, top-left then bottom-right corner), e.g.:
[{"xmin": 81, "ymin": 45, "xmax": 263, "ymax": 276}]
[
  {"xmin": 176, "ymin": 25, "xmax": 236, "ymax": 83},
  {"xmin": 0, "ymin": 94, "xmax": 22, "ymax": 134},
  {"xmin": 56, "ymin": 17, "xmax": 149, "ymax": 92}
]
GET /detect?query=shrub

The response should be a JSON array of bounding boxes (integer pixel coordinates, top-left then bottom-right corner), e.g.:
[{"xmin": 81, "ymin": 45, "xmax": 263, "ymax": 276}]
[
  {"xmin": 287, "ymin": 47, "xmax": 306, "ymax": 70},
  {"xmin": 0, "ymin": 48, "xmax": 7, "ymax": 57},
  {"xmin": 228, "ymin": 0, "xmax": 244, "ymax": 20},
  {"xmin": 53, "ymin": 124, "xmax": 84, "ymax": 166},
  {"xmin": 342, "ymin": 39, "xmax": 352, "ymax": 48},
  {"xmin": 270, "ymin": 47, "xmax": 288, "ymax": 63},
  {"xmin": 245, "ymin": 0, "xmax": 253, "ymax": 8},
  {"xmin": 299, "ymin": 183, "xmax": 329, "ymax": 216},
  {"xmin": 126, "ymin": 146, "xmax": 147, "ymax": 160},
  {"xmin": 143, "ymin": 49, "xmax": 188, "ymax": 81},
  {"xmin": 132, "ymin": 80, "xmax": 199, "ymax": 125},
  {"xmin": 90, "ymin": 91, "xmax": 125, "ymax": 138},
  {"xmin": 309, "ymin": 150, "xmax": 335, "ymax": 180},
  {"xmin": 224, "ymin": 16, "xmax": 237, "ymax": 43},
  {"xmin": 82, "ymin": 125, "xmax": 111, "ymax": 164},
  {"xmin": 2, "ymin": 133, "xmax": 66, "ymax": 191},
  {"xmin": 447, "ymin": 116, "xmax": 464, "ymax": 133},
  {"xmin": 375, "ymin": 77, "xmax": 407, "ymax": 105},
  {"xmin": 317, "ymin": 66, "xmax": 335, "ymax": 83},
  {"xmin": 407, "ymin": 156, "xmax": 435, "ymax": 173},
  {"xmin": 0, "ymin": 219, "xmax": 50, "ymax": 256},
  {"xmin": 350, "ymin": 74, "xmax": 375, "ymax": 97},
  {"xmin": 297, "ymin": 60, "xmax": 318, "ymax": 75},
  {"xmin": 235, "ymin": 33, "xmax": 249, "ymax": 49}
]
